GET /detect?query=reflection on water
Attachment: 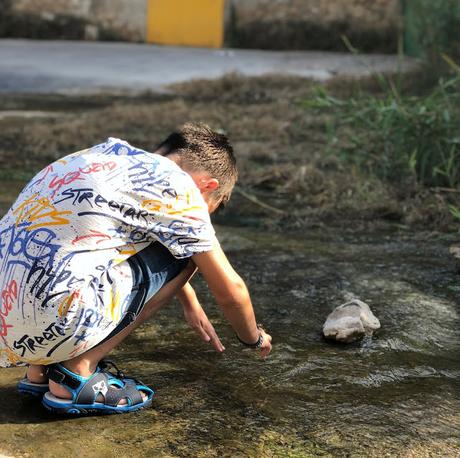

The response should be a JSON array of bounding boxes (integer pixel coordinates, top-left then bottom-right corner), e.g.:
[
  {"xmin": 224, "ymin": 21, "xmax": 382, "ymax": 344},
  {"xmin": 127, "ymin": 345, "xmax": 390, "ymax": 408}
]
[{"xmin": 0, "ymin": 225, "xmax": 459, "ymax": 457}]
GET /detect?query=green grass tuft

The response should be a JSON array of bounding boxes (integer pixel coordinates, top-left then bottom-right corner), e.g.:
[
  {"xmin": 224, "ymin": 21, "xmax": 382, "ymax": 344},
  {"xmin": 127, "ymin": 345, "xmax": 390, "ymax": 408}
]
[{"xmin": 305, "ymin": 73, "xmax": 460, "ymax": 189}]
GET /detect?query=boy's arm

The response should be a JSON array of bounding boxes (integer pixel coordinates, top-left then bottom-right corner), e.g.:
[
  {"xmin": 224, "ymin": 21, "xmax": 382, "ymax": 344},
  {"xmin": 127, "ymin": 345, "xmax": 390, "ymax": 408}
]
[
  {"xmin": 177, "ymin": 281, "xmax": 225, "ymax": 353},
  {"xmin": 192, "ymin": 244, "xmax": 272, "ymax": 357}
]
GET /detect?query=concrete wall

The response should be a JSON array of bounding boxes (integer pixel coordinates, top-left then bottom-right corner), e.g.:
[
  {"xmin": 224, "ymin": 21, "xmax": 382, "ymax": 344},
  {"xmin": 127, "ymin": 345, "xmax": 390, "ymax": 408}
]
[
  {"xmin": 230, "ymin": 0, "xmax": 399, "ymax": 26},
  {"xmin": 8, "ymin": 0, "xmax": 147, "ymax": 41},
  {"xmin": 227, "ymin": 0, "xmax": 401, "ymax": 52},
  {"xmin": 1, "ymin": 0, "xmax": 401, "ymax": 52}
]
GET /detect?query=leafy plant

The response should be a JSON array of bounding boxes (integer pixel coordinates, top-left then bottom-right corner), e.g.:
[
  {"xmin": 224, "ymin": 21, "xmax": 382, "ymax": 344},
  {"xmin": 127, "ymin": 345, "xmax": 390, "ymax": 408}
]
[
  {"xmin": 403, "ymin": 0, "xmax": 460, "ymax": 60},
  {"xmin": 305, "ymin": 72, "xmax": 460, "ymax": 188},
  {"xmin": 449, "ymin": 205, "xmax": 460, "ymax": 221}
]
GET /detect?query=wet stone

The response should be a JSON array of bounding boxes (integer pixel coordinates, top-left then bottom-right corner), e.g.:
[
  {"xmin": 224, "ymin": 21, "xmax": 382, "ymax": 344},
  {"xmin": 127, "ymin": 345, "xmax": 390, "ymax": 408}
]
[{"xmin": 322, "ymin": 299, "xmax": 381, "ymax": 343}]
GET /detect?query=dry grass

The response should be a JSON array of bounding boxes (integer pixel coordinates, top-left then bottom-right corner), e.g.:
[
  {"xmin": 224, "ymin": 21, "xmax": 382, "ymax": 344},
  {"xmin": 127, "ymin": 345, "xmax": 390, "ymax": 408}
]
[{"xmin": 0, "ymin": 73, "xmax": 458, "ymax": 231}]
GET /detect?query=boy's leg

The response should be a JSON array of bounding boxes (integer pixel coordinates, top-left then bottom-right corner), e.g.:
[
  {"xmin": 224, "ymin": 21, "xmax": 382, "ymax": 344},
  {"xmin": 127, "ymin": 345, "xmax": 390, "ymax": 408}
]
[
  {"xmin": 49, "ymin": 261, "xmax": 196, "ymax": 403},
  {"xmin": 26, "ymin": 364, "xmax": 48, "ymax": 383}
]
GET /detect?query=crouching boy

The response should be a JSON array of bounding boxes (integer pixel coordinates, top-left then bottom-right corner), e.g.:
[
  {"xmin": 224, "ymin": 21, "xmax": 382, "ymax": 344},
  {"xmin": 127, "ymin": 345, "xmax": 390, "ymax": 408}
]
[{"xmin": 0, "ymin": 123, "xmax": 271, "ymax": 415}]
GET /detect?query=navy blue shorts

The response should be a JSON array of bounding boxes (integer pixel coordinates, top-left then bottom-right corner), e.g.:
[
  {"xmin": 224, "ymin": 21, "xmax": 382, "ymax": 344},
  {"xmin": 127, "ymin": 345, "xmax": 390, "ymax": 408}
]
[{"xmin": 100, "ymin": 242, "xmax": 189, "ymax": 344}]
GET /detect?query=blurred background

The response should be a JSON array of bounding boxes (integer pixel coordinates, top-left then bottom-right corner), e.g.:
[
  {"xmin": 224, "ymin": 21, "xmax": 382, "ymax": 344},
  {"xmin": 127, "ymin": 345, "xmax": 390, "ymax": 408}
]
[{"xmin": 0, "ymin": 0, "xmax": 457, "ymax": 56}]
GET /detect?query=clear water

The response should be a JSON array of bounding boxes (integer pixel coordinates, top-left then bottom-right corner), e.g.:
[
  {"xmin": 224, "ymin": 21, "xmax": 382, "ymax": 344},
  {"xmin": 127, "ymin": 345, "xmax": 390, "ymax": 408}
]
[{"xmin": 0, "ymin": 224, "xmax": 459, "ymax": 457}]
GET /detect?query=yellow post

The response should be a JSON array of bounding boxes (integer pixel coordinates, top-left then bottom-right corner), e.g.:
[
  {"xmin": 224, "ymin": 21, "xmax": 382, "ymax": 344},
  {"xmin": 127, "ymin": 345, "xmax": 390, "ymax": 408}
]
[{"xmin": 146, "ymin": 0, "xmax": 225, "ymax": 48}]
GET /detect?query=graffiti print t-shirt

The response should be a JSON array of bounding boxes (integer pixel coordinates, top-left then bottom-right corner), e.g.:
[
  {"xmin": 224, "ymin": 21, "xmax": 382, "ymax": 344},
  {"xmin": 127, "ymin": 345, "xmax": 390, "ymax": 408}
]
[{"xmin": 0, "ymin": 138, "xmax": 216, "ymax": 367}]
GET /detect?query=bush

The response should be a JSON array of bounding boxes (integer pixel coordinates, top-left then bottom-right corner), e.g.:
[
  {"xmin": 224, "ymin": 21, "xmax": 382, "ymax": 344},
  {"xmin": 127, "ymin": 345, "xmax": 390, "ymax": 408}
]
[
  {"xmin": 403, "ymin": 0, "xmax": 460, "ymax": 59},
  {"xmin": 305, "ymin": 71, "xmax": 460, "ymax": 189}
]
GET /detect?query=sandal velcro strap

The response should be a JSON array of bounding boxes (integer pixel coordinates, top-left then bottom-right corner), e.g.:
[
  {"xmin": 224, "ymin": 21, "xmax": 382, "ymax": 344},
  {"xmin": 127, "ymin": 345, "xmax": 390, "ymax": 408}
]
[
  {"xmin": 74, "ymin": 372, "xmax": 143, "ymax": 406},
  {"xmin": 47, "ymin": 365, "xmax": 81, "ymax": 390},
  {"xmin": 102, "ymin": 379, "xmax": 143, "ymax": 407}
]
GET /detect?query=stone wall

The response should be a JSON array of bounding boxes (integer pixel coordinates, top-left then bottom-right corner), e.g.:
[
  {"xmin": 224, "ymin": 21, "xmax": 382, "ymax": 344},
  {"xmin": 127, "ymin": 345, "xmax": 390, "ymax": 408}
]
[
  {"xmin": 226, "ymin": 0, "xmax": 401, "ymax": 52},
  {"xmin": 1, "ymin": 0, "xmax": 146, "ymax": 41}
]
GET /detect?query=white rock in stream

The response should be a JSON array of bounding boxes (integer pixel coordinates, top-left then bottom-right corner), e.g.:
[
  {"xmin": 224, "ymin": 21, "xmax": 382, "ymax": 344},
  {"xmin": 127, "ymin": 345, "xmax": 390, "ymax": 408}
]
[{"xmin": 323, "ymin": 299, "xmax": 380, "ymax": 343}]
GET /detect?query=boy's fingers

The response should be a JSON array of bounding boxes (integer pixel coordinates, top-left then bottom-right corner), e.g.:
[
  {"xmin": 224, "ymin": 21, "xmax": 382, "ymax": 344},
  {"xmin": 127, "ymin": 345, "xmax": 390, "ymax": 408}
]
[
  {"xmin": 195, "ymin": 325, "xmax": 211, "ymax": 342},
  {"xmin": 259, "ymin": 334, "xmax": 272, "ymax": 358},
  {"xmin": 260, "ymin": 345, "xmax": 271, "ymax": 358},
  {"xmin": 211, "ymin": 337, "xmax": 225, "ymax": 352},
  {"xmin": 204, "ymin": 324, "xmax": 225, "ymax": 352},
  {"xmin": 261, "ymin": 331, "xmax": 272, "ymax": 343}
]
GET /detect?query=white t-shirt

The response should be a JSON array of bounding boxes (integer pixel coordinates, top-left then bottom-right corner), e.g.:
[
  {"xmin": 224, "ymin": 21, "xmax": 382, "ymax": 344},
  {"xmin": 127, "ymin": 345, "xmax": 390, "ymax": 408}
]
[{"xmin": 0, "ymin": 138, "xmax": 216, "ymax": 367}]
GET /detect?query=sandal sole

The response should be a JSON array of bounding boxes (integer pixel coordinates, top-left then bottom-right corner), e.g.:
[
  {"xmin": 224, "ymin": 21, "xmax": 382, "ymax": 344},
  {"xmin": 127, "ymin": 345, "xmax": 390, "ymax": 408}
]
[
  {"xmin": 41, "ymin": 395, "xmax": 153, "ymax": 416},
  {"xmin": 18, "ymin": 388, "xmax": 46, "ymax": 397},
  {"xmin": 17, "ymin": 381, "xmax": 49, "ymax": 397}
]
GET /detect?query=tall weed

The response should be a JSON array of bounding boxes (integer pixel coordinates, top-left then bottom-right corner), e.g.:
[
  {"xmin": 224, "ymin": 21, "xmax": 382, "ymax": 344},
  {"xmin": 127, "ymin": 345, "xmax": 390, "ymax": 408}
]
[
  {"xmin": 403, "ymin": 0, "xmax": 460, "ymax": 60},
  {"xmin": 306, "ymin": 73, "xmax": 460, "ymax": 188}
]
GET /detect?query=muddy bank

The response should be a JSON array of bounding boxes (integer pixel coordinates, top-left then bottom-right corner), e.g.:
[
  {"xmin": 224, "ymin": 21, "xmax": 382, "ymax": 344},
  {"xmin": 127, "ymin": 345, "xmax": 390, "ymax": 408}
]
[{"xmin": 0, "ymin": 74, "xmax": 458, "ymax": 232}]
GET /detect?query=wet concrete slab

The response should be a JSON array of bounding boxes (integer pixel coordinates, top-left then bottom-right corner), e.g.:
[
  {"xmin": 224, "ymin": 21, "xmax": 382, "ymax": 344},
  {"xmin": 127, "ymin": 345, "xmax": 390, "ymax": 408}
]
[{"xmin": 0, "ymin": 39, "xmax": 418, "ymax": 95}]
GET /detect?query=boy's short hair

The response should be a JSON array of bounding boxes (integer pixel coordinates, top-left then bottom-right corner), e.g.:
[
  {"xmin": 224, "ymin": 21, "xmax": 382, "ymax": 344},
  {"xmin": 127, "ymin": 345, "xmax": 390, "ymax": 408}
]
[{"xmin": 156, "ymin": 123, "xmax": 238, "ymax": 206}]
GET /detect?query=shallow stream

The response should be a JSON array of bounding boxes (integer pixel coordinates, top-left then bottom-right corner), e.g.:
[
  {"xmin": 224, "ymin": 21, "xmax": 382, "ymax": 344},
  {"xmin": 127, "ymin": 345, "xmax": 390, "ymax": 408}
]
[{"xmin": 0, "ymin": 222, "xmax": 459, "ymax": 457}]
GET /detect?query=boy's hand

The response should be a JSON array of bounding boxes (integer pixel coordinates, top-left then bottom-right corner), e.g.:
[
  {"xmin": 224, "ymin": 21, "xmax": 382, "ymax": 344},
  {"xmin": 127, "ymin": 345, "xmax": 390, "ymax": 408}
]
[
  {"xmin": 258, "ymin": 328, "xmax": 272, "ymax": 358},
  {"xmin": 183, "ymin": 302, "xmax": 225, "ymax": 353}
]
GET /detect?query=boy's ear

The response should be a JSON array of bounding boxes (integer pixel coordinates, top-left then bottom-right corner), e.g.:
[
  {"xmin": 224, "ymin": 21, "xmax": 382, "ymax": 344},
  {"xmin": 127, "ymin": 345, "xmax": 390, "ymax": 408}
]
[
  {"xmin": 188, "ymin": 171, "xmax": 219, "ymax": 192},
  {"xmin": 205, "ymin": 178, "xmax": 219, "ymax": 191}
]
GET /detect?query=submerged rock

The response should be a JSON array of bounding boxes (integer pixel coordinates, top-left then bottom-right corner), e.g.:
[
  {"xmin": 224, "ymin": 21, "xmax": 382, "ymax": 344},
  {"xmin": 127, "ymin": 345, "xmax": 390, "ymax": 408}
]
[{"xmin": 323, "ymin": 299, "xmax": 380, "ymax": 343}]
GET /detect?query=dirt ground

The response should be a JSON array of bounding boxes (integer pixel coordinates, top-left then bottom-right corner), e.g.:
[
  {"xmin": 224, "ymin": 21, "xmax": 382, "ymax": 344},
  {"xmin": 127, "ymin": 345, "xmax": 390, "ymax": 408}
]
[{"xmin": 0, "ymin": 74, "xmax": 458, "ymax": 233}]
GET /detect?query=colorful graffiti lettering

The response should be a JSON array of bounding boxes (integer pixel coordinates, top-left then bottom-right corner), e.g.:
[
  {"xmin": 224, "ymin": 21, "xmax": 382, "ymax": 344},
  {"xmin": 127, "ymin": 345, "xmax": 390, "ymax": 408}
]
[
  {"xmin": 102, "ymin": 141, "xmax": 142, "ymax": 156},
  {"xmin": 0, "ymin": 280, "xmax": 17, "ymax": 337},
  {"xmin": 57, "ymin": 290, "xmax": 81, "ymax": 317},
  {"xmin": 72, "ymin": 230, "xmax": 112, "ymax": 245},
  {"xmin": 127, "ymin": 158, "xmax": 174, "ymax": 198},
  {"xmin": 0, "ymin": 224, "xmax": 60, "ymax": 263},
  {"xmin": 13, "ymin": 194, "xmax": 72, "ymax": 230},
  {"xmin": 56, "ymin": 187, "xmax": 149, "ymax": 223},
  {"xmin": 141, "ymin": 197, "xmax": 202, "ymax": 216},
  {"xmin": 12, "ymin": 322, "xmax": 68, "ymax": 357},
  {"xmin": 49, "ymin": 161, "xmax": 117, "ymax": 196},
  {"xmin": 68, "ymin": 341, "xmax": 89, "ymax": 358}
]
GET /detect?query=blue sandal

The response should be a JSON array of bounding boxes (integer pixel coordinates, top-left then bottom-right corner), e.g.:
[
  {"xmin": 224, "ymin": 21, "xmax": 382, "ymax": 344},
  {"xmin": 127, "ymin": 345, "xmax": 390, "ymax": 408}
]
[
  {"xmin": 17, "ymin": 378, "xmax": 49, "ymax": 397},
  {"xmin": 42, "ymin": 360, "xmax": 154, "ymax": 415},
  {"xmin": 17, "ymin": 360, "xmax": 134, "ymax": 398}
]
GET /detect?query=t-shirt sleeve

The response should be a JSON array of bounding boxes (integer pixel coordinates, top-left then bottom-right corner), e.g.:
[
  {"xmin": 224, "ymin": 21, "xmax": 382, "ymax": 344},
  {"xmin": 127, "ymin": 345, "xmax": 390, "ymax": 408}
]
[{"xmin": 135, "ymin": 169, "xmax": 218, "ymax": 259}]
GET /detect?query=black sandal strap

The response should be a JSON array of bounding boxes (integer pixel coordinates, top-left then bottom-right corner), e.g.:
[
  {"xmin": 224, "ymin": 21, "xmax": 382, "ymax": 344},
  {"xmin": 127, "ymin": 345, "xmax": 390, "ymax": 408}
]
[
  {"xmin": 47, "ymin": 365, "xmax": 81, "ymax": 390},
  {"xmin": 73, "ymin": 371, "xmax": 144, "ymax": 406},
  {"xmin": 104, "ymin": 380, "xmax": 143, "ymax": 406},
  {"xmin": 75, "ymin": 372, "xmax": 108, "ymax": 405}
]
